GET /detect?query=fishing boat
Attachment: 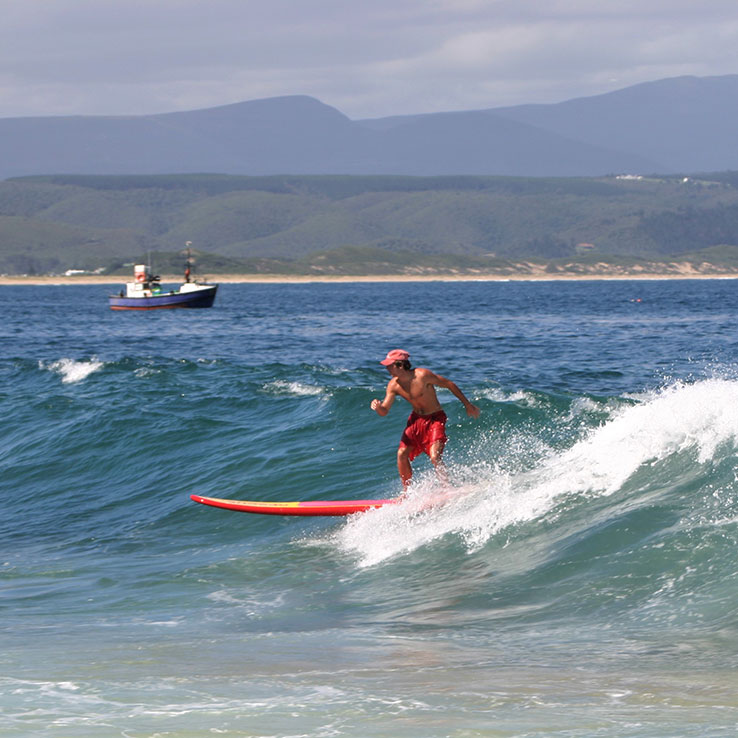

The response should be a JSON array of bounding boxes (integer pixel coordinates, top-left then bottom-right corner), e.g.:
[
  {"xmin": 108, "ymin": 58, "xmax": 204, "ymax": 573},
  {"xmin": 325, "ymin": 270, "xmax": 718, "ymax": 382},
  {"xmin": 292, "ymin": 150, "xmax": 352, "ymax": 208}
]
[{"xmin": 108, "ymin": 253, "xmax": 218, "ymax": 311}]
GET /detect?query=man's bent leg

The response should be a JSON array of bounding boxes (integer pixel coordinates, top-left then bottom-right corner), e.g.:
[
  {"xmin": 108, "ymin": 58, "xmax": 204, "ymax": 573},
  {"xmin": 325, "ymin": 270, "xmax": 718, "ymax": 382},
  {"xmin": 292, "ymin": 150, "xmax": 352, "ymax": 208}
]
[
  {"xmin": 428, "ymin": 441, "xmax": 449, "ymax": 485},
  {"xmin": 397, "ymin": 445, "xmax": 412, "ymax": 489}
]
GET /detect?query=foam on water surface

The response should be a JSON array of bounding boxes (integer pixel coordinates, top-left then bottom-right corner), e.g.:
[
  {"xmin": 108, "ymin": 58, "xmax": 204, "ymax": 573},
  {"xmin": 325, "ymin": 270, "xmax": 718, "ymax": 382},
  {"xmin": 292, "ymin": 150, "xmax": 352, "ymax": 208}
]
[
  {"xmin": 332, "ymin": 379, "xmax": 738, "ymax": 567},
  {"xmin": 41, "ymin": 357, "xmax": 104, "ymax": 383}
]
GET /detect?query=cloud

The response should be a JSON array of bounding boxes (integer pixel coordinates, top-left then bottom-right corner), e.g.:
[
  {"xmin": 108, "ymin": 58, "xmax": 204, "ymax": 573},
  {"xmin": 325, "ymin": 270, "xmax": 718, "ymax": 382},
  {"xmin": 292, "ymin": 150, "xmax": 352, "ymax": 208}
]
[{"xmin": 1, "ymin": 0, "xmax": 738, "ymax": 119}]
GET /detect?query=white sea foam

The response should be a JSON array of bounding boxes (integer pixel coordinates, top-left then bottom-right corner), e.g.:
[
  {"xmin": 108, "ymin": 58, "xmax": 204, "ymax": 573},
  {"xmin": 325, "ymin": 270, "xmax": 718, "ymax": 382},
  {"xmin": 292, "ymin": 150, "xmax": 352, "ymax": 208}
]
[
  {"xmin": 262, "ymin": 379, "xmax": 325, "ymax": 397},
  {"xmin": 334, "ymin": 379, "xmax": 738, "ymax": 567},
  {"xmin": 41, "ymin": 358, "xmax": 104, "ymax": 384},
  {"xmin": 566, "ymin": 396, "xmax": 604, "ymax": 416},
  {"xmin": 479, "ymin": 387, "xmax": 541, "ymax": 405}
]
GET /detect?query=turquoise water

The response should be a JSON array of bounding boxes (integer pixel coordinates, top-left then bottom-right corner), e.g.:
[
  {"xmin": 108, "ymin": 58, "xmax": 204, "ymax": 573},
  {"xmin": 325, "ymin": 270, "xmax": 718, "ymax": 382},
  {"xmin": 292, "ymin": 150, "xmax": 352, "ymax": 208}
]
[{"xmin": 1, "ymin": 279, "xmax": 738, "ymax": 737}]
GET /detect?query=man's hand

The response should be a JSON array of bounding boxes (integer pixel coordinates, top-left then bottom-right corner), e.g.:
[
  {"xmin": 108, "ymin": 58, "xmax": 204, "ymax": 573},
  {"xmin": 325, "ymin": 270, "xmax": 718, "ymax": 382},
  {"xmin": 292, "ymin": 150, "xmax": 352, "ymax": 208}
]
[{"xmin": 466, "ymin": 403, "xmax": 481, "ymax": 418}]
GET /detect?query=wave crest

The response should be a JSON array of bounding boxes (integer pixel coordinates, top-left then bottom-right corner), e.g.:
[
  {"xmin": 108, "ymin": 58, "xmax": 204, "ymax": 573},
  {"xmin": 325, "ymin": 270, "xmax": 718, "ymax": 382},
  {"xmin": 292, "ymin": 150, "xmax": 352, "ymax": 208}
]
[
  {"xmin": 41, "ymin": 358, "xmax": 104, "ymax": 384},
  {"xmin": 333, "ymin": 379, "xmax": 738, "ymax": 567}
]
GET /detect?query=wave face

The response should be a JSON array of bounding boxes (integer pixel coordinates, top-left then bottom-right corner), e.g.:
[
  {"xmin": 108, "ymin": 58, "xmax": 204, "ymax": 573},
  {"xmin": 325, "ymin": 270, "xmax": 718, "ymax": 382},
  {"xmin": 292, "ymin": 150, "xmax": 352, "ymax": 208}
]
[
  {"xmin": 2, "ymin": 280, "xmax": 738, "ymax": 737},
  {"xmin": 334, "ymin": 379, "xmax": 738, "ymax": 579}
]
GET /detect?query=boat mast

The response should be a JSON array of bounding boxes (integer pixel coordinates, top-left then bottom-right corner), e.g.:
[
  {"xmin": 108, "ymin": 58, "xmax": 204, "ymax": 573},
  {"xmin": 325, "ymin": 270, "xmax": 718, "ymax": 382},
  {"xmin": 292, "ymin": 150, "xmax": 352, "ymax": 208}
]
[{"xmin": 184, "ymin": 241, "xmax": 192, "ymax": 283}]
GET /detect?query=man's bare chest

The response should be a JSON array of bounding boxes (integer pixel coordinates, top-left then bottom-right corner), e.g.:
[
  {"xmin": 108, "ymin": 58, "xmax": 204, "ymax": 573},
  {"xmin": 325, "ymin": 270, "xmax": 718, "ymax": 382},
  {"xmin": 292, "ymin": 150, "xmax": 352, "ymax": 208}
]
[{"xmin": 395, "ymin": 378, "xmax": 433, "ymax": 402}]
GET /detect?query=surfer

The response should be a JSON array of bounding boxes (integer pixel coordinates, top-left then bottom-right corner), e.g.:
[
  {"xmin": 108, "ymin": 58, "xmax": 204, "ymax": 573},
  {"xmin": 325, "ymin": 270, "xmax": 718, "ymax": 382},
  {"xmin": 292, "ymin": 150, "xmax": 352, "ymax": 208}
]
[{"xmin": 370, "ymin": 349, "xmax": 480, "ymax": 488}]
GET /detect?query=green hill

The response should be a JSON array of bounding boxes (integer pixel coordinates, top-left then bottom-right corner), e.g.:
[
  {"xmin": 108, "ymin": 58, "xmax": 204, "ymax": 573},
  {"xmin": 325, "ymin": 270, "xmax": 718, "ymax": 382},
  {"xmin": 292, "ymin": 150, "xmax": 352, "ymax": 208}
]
[{"xmin": 3, "ymin": 173, "xmax": 738, "ymax": 275}]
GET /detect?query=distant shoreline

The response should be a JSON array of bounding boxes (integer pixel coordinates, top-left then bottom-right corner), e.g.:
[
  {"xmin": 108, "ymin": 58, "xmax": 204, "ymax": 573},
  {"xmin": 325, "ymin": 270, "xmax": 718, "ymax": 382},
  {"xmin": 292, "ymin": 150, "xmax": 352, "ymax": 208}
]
[{"xmin": 2, "ymin": 271, "xmax": 738, "ymax": 286}]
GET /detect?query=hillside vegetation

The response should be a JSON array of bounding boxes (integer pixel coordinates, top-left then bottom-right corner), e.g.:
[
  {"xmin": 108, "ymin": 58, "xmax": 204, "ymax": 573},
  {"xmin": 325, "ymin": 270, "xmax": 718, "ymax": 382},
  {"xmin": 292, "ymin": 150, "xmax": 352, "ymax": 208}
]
[{"xmin": 3, "ymin": 173, "xmax": 738, "ymax": 276}]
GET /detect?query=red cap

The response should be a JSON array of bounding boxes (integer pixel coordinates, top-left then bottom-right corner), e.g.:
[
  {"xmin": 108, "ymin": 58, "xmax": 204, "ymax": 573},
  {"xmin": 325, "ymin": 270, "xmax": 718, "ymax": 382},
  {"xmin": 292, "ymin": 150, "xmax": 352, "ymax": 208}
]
[{"xmin": 380, "ymin": 349, "xmax": 410, "ymax": 366}]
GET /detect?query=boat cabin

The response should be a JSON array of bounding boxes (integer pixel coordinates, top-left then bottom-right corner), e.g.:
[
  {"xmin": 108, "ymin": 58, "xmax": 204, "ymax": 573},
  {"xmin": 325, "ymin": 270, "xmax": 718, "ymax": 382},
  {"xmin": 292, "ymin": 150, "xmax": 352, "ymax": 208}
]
[{"xmin": 125, "ymin": 264, "xmax": 164, "ymax": 298}]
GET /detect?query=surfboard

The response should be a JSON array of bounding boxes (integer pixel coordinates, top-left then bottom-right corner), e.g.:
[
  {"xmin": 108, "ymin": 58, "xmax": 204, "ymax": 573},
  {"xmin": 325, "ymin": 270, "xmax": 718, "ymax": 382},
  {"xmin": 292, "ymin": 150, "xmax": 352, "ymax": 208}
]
[{"xmin": 190, "ymin": 494, "xmax": 399, "ymax": 516}]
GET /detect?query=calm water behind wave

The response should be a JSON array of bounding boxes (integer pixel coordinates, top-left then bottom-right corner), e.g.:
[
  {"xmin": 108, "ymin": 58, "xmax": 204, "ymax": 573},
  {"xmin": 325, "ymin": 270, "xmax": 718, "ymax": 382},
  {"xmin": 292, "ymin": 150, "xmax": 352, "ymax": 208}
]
[{"xmin": 1, "ymin": 279, "xmax": 738, "ymax": 737}]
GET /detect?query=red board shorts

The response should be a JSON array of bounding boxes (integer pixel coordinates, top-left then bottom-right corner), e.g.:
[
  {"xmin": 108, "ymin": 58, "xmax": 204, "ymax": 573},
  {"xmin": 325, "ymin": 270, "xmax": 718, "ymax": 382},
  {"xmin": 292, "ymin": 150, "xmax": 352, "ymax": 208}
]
[{"xmin": 399, "ymin": 410, "xmax": 448, "ymax": 461}]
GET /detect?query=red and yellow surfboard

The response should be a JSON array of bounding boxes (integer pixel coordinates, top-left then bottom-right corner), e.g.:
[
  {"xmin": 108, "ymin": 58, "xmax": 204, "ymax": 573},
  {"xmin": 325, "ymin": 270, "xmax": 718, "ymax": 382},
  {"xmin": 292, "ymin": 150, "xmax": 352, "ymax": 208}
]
[{"xmin": 190, "ymin": 494, "xmax": 398, "ymax": 516}]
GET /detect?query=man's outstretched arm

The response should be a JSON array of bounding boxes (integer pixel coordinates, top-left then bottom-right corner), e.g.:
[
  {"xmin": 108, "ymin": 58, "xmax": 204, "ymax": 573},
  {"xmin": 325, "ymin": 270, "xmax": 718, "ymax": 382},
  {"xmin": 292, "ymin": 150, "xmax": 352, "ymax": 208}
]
[{"xmin": 430, "ymin": 373, "xmax": 481, "ymax": 417}]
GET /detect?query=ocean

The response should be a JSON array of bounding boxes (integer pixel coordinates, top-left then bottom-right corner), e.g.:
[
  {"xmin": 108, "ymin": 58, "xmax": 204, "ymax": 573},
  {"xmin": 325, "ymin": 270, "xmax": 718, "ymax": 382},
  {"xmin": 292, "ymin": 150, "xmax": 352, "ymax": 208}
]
[{"xmin": 1, "ymin": 278, "xmax": 737, "ymax": 737}]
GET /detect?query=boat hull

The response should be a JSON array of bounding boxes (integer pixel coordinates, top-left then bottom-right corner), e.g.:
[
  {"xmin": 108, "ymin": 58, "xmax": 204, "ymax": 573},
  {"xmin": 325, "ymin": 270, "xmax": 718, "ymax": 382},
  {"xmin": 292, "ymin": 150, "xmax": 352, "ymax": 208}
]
[{"xmin": 109, "ymin": 284, "xmax": 218, "ymax": 310}]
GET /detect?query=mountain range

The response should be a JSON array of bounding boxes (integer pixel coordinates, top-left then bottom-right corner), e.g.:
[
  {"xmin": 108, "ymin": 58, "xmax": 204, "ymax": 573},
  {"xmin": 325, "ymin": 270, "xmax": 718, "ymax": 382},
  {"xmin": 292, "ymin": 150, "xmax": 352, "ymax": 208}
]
[{"xmin": 2, "ymin": 75, "xmax": 738, "ymax": 179}]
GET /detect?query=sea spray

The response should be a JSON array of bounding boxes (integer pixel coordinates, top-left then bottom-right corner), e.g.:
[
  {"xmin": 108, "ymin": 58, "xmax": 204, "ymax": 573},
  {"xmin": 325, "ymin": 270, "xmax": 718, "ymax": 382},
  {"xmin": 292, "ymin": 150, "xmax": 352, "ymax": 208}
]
[
  {"xmin": 40, "ymin": 357, "xmax": 104, "ymax": 384},
  {"xmin": 332, "ymin": 378, "xmax": 738, "ymax": 567}
]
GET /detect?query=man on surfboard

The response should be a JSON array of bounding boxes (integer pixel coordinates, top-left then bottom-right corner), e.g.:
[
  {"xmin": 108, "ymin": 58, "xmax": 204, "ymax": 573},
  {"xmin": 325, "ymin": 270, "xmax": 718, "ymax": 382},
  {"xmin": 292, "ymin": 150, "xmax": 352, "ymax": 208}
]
[{"xmin": 370, "ymin": 349, "xmax": 480, "ymax": 488}]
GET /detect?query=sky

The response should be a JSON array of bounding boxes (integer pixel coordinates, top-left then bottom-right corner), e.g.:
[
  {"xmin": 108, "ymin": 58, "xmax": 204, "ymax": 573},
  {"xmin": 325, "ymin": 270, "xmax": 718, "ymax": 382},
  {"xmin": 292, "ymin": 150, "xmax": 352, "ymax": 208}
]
[{"xmin": 2, "ymin": 0, "xmax": 738, "ymax": 120}]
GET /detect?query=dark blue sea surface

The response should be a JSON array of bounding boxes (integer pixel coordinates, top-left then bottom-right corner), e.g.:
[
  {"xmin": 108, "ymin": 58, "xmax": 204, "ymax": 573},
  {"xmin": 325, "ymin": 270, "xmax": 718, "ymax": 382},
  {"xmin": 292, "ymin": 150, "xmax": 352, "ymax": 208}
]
[{"xmin": 1, "ymin": 279, "xmax": 738, "ymax": 737}]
